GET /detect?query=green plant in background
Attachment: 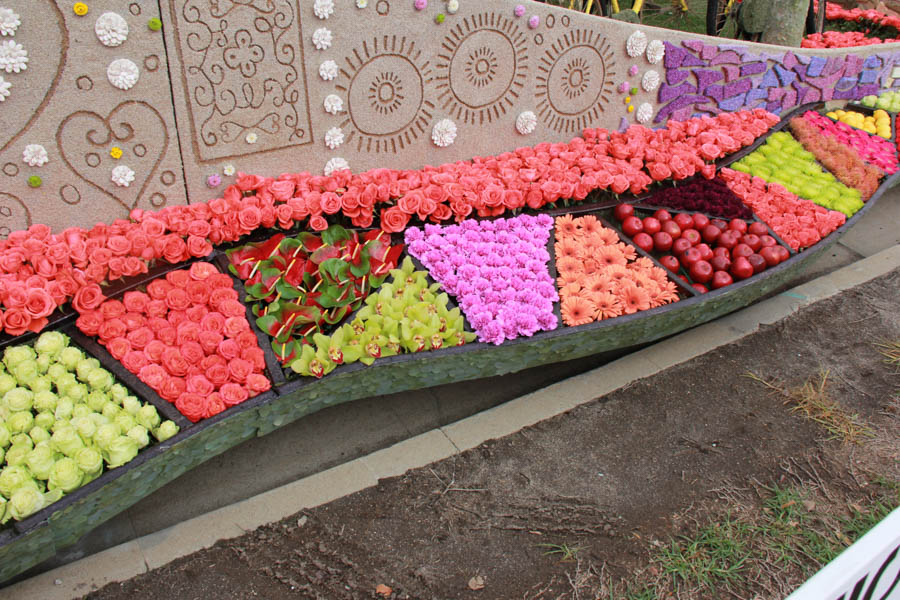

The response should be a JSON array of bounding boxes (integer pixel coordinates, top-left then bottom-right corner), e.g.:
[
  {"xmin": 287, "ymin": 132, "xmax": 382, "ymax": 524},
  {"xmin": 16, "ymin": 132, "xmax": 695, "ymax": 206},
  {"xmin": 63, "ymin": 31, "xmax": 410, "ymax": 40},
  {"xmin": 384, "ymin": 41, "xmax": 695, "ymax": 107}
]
[{"xmin": 291, "ymin": 258, "xmax": 475, "ymax": 378}]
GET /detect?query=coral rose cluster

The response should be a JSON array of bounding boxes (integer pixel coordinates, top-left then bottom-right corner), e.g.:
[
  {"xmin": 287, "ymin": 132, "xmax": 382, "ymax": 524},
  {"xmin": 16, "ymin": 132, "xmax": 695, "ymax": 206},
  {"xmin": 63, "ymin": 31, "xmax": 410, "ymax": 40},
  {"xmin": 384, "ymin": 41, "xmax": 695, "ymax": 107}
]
[
  {"xmin": 74, "ymin": 262, "xmax": 271, "ymax": 422},
  {"xmin": 0, "ymin": 110, "xmax": 778, "ymax": 339},
  {"xmin": 719, "ymin": 169, "xmax": 846, "ymax": 251},
  {"xmin": 405, "ymin": 215, "xmax": 559, "ymax": 345},
  {"xmin": 554, "ymin": 215, "xmax": 680, "ymax": 326}
]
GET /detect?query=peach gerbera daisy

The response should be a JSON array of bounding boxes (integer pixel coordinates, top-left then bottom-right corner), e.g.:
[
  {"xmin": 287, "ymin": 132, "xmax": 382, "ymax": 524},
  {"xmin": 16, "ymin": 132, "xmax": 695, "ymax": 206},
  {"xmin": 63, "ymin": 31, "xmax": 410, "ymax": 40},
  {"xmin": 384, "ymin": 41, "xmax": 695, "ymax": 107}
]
[
  {"xmin": 555, "ymin": 214, "xmax": 578, "ymax": 238},
  {"xmin": 592, "ymin": 292, "xmax": 623, "ymax": 320},
  {"xmin": 555, "ymin": 255, "xmax": 582, "ymax": 275},
  {"xmin": 616, "ymin": 243, "xmax": 638, "ymax": 261},
  {"xmin": 616, "ymin": 281, "xmax": 652, "ymax": 314},
  {"xmin": 555, "ymin": 239, "xmax": 580, "ymax": 260},
  {"xmin": 644, "ymin": 265, "xmax": 671, "ymax": 288},
  {"xmin": 561, "ymin": 295, "xmax": 596, "ymax": 327},
  {"xmin": 578, "ymin": 215, "xmax": 603, "ymax": 236},
  {"xmin": 594, "ymin": 245, "xmax": 628, "ymax": 268},
  {"xmin": 583, "ymin": 273, "xmax": 614, "ymax": 295},
  {"xmin": 604, "ymin": 264, "xmax": 631, "ymax": 282},
  {"xmin": 560, "ymin": 282, "xmax": 582, "ymax": 298},
  {"xmin": 629, "ymin": 257, "xmax": 656, "ymax": 272},
  {"xmin": 658, "ymin": 281, "xmax": 682, "ymax": 304},
  {"xmin": 591, "ymin": 227, "xmax": 620, "ymax": 247}
]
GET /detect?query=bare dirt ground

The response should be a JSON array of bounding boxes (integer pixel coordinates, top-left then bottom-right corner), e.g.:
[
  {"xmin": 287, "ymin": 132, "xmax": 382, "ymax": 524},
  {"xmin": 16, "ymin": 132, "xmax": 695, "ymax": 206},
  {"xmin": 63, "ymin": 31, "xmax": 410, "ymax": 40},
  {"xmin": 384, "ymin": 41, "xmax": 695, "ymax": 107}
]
[{"xmin": 85, "ymin": 269, "xmax": 900, "ymax": 600}]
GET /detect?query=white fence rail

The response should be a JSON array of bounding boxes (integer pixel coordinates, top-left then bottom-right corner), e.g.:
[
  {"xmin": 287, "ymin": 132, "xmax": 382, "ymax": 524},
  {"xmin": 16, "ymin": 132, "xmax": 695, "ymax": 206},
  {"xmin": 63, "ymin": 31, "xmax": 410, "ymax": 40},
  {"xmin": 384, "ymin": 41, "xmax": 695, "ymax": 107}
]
[{"xmin": 786, "ymin": 507, "xmax": 900, "ymax": 600}]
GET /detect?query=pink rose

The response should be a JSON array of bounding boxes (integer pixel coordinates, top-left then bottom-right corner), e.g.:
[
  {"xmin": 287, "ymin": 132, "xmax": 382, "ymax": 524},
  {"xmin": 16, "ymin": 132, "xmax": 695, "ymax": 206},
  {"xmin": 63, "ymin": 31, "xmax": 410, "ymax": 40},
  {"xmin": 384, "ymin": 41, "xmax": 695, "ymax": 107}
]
[
  {"xmin": 217, "ymin": 338, "xmax": 241, "ymax": 360},
  {"xmin": 223, "ymin": 316, "xmax": 250, "ymax": 338},
  {"xmin": 76, "ymin": 310, "xmax": 103, "ymax": 336},
  {"xmin": 121, "ymin": 350, "xmax": 150, "ymax": 374},
  {"xmin": 175, "ymin": 392, "xmax": 207, "ymax": 423},
  {"xmin": 143, "ymin": 339, "xmax": 167, "ymax": 363},
  {"xmin": 123, "ymin": 291, "xmax": 150, "ymax": 313},
  {"xmin": 246, "ymin": 373, "xmax": 271, "ymax": 395},
  {"xmin": 126, "ymin": 326, "xmax": 155, "ymax": 350},
  {"xmin": 220, "ymin": 383, "xmax": 249, "ymax": 407},
  {"xmin": 24, "ymin": 288, "xmax": 55, "ymax": 319},
  {"xmin": 72, "ymin": 283, "xmax": 105, "ymax": 313},
  {"xmin": 107, "ymin": 337, "xmax": 132, "ymax": 361}
]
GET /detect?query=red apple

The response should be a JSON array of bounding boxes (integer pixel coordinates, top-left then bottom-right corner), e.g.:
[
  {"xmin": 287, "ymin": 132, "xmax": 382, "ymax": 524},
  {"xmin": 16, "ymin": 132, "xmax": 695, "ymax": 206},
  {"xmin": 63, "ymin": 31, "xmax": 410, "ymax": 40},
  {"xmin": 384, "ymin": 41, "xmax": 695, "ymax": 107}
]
[
  {"xmin": 747, "ymin": 253, "xmax": 767, "ymax": 274},
  {"xmin": 711, "ymin": 218, "xmax": 729, "ymax": 230},
  {"xmin": 672, "ymin": 237, "xmax": 693, "ymax": 256},
  {"xmin": 633, "ymin": 232, "xmax": 654, "ymax": 253},
  {"xmin": 680, "ymin": 247, "xmax": 702, "ymax": 267},
  {"xmin": 682, "ymin": 228, "xmax": 702, "ymax": 246},
  {"xmin": 653, "ymin": 231, "xmax": 674, "ymax": 252},
  {"xmin": 759, "ymin": 234, "xmax": 777, "ymax": 248},
  {"xmin": 728, "ymin": 218, "xmax": 748, "ymax": 234},
  {"xmin": 692, "ymin": 283, "xmax": 709, "ymax": 294},
  {"xmin": 642, "ymin": 217, "xmax": 662, "ymax": 235},
  {"xmin": 659, "ymin": 255, "xmax": 680, "ymax": 272},
  {"xmin": 748, "ymin": 221, "xmax": 769, "ymax": 236},
  {"xmin": 654, "ymin": 209, "xmax": 672, "ymax": 222},
  {"xmin": 661, "ymin": 220, "xmax": 682, "ymax": 238},
  {"xmin": 710, "ymin": 255, "xmax": 732, "ymax": 272},
  {"xmin": 674, "ymin": 212, "xmax": 694, "ymax": 229},
  {"xmin": 774, "ymin": 246, "xmax": 791, "ymax": 262},
  {"xmin": 701, "ymin": 224, "xmax": 721, "ymax": 244},
  {"xmin": 695, "ymin": 243, "xmax": 714, "ymax": 262},
  {"xmin": 622, "ymin": 216, "xmax": 643, "ymax": 237},
  {"xmin": 741, "ymin": 234, "xmax": 762, "ymax": 252},
  {"xmin": 732, "ymin": 243, "xmax": 753, "ymax": 258},
  {"xmin": 713, "ymin": 246, "xmax": 731, "ymax": 259},
  {"xmin": 717, "ymin": 231, "xmax": 738, "ymax": 250},
  {"xmin": 689, "ymin": 260, "xmax": 713, "ymax": 284},
  {"xmin": 731, "ymin": 256, "xmax": 754, "ymax": 280},
  {"xmin": 711, "ymin": 270, "xmax": 733, "ymax": 289},
  {"xmin": 759, "ymin": 245, "xmax": 782, "ymax": 267},
  {"xmin": 692, "ymin": 213, "xmax": 711, "ymax": 229},
  {"xmin": 614, "ymin": 204, "xmax": 634, "ymax": 222}
]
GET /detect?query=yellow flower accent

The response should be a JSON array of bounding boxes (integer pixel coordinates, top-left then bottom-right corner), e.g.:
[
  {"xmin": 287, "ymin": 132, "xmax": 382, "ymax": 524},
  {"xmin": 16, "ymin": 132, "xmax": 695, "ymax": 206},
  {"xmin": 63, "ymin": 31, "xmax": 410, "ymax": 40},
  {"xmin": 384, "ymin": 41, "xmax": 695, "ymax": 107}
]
[
  {"xmin": 73, "ymin": 3, "xmax": 88, "ymax": 16},
  {"xmin": 109, "ymin": 147, "xmax": 123, "ymax": 160},
  {"xmin": 627, "ymin": 105, "xmax": 635, "ymax": 113},
  {"xmin": 624, "ymin": 96, "xmax": 631, "ymax": 104}
]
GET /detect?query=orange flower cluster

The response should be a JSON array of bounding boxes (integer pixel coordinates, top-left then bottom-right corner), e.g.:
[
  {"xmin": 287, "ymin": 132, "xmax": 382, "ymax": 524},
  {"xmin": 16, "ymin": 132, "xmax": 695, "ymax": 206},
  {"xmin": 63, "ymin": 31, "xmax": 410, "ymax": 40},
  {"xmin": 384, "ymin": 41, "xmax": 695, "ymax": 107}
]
[{"xmin": 554, "ymin": 215, "xmax": 680, "ymax": 327}]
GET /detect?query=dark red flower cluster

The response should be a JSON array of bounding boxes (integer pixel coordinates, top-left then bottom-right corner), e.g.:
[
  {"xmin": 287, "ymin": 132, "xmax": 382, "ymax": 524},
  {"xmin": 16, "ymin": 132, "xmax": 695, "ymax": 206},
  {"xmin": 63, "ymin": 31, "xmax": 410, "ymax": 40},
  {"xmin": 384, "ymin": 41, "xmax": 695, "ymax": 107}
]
[
  {"xmin": 0, "ymin": 110, "xmax": 778, "ymax": 338},
  {"xmin": 644, "ymin": 177, "xmax": 753, "ymax": 219},
  {"xmin": 75, "ymin": 262, "xmax": 271, "ymax": 422}
]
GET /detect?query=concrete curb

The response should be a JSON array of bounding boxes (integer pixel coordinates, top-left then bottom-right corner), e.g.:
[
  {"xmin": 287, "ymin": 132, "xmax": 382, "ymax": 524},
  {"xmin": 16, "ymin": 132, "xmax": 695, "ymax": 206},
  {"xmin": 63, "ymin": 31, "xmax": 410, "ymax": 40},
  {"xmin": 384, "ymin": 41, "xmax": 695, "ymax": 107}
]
[{"xmin": 3, "ymin": 244, "xmax": 899, "ymax": 600}]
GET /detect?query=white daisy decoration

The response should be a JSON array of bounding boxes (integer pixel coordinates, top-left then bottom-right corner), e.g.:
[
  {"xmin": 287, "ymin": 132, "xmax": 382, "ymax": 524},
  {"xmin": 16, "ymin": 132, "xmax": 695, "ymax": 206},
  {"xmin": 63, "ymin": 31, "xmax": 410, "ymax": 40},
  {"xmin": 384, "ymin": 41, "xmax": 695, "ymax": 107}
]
[
  {"xmin": 516, "ymin": 111, "xmax": 537, "ymax": 135},
  {"xmin": 626, "ymin": 30, "xmax": 647, "ymax": 58},
  {"xmin": 0, "ymin": 74, "xmax": 10, "ymax": 101},
  {"xmin": 107, "ymin": 58, "xmax": 139, "ymax": 90},
  {"xmin": 636, "ymin": 103, "xmax": 653, "ymax": 124},
  {"xmin": 324, "ymin": 127, "xmax": 344, "ymax": 150},
  {"xmin": 95, "ymin": 12, "xmax": 129, "ymax": 47},
  {"xmin": 22, "ymin": 144, "xmax": 48, "ymax": 167},
  {"xmin": 641, "ymin": 70, "xmax": 660, "ymax": 93},
  {"xmin": 245, "ymin": 132, "xmax": 258, "ymax": 144},
  {"xmin": 356, "ymin": 0, "xmax": 368, "ymax": 7},
  {"xmin": 223, "ymin": 164, "xmax": 236, "ymax": 177},
  {"xmin": 319, "ymin": 60, "xmax": 338, "ymax": 81},
  {"xmin": 432, "ymin": 119, "xmax": 457, "ymax": 148},
  {"xmin": 0, "ymin": 39, "xmax": 27, "ymax": 73},
  {"xmin": 111, "ymin": 165, "xmax": 135, "ymax": 187},
  {"xmin": 324, "ymin": 157, "xmax": 349, "ymax": 176},
  {"xmin": 314, "ymin": 0, "xmax": 335, "ymax": 19},
  {"xmin": 312, "ymin": 28, "xmax": 332, "ymax": 50},
  {"xmin": 323, "ymin": 94, "xmax": 344, "ymax": 115},
  {"xmin": 0, "ymin": 7, "xmax": 20, "ymax": 37},
  {"xmin": 646, "ymin": 39, "xmax": 665, "ymax": 65}
]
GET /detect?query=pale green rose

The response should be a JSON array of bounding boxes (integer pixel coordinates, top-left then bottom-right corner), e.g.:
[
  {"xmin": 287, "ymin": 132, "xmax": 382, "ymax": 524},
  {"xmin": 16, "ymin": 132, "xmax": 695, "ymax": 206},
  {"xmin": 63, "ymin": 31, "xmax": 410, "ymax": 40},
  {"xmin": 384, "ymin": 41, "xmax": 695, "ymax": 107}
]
[
  {"xmin": 3, "ymin": 345, "xmax": 35, "ymax": 371},
  {"xmin": 109, "ymin": 384, "xmax": 129, "ymax": 404},
  {"xmin": 0, "ymin": 422, "xmax": 8, "ymax": 448},
  {"xmin": 50, "ymin": 426, "xmax": 84, "ymax": 457},
  {"xmin": 63, "ymin": 382, "xmax": 87, "ymax": 403},
  {"xmin": 34, "ymin": 331, "xmax": 68, "ymax": 357},
  {"xmin": 4, "ymin": 443, "xmax": 31, "ymax": 467},
  {"xmin": 88, "ymin": 412, "xmax": 109, "ymax": 428},
  {"xmin": 114, "ymin": 414, "xmax": 136, "ymax": 434},
  {"xmin": 54, "ymin": 397, "xmax": 74, "ymax": 421},
  {"xmin": 28, "ymin": 426, "xmax": 50, "ymax": 445},
  {"xmin": 58, "ymin": 346, "xmax": 84, "ymax": 370},
  {"xmin": 101, "ymin": 401, "xmax": 121, "ymax": 421},
  {"xmin": 0, "ymin": 446, "xmax": 4, "ymax": 464},
  {"xmin": 75, "ymin": 358, "xmax": 101, "ymax": 382},
  {"xmin": 26, "ymin": 443, "xmax": 57, "ymax": 480},
  {"xmin": 72, "ymin": 403, "xmax": 91, "ymax": 420},
  {"xmin": 105, "ymin": 436, "xmax": 139, "ymax": 468},
  {"xmin": 0, "ymin": 465, "xmax": 35, "ymax": 497},
  {"xmin": 136, "ymin": 405, "xmax": 160, "ymax": 430},
  {"xmin": 6, "ymin": 486, "xmax": 47, "ymax": 521},
  {"xmin": 93, "ymin": 423, "xmax": 120, "ymax": 450},
  {"xmin": 12, "ymin": 360, "xmax": 39, "ymax": 387},
  {"xmin": 0, "ymin": 373, "xmax": 16, "ymax": 397},
  {"xmin": 33, "ymin": 412, "xmax": 54, "ymax": 430},
  {"xmin": 126, "ymin": 425, "xmax": 150, "ymax": 449},
  {"xmin": 86, "ymin": 369, "xmax": 113, "ymax": 391},
  {"xmin": 71, "ymin": 416, "xmax": 97, "ymax": 441},
  {"xmin": 35, "ymin": 353, "xmax": 51, "ymax": 374},
  {"xmin": 74, "ymin": 447, "xmax": 103, "ymax": 479},
  {"xmin": 48, "ymin": 457, "xmax": 84, "ymax": 493},
  {"xmin": 7, "ymin": 411, "xmax": 33, "ymax": 434},
  {"xmin": 154, "ymin": 420, "xmax": 179, "ymax": 442},
  {"xmin": 33, "ymin": 390, "xmax": 58, "ymax": 413},
  {"xmin": 46, "ymin": 363, "xmax": 67, "ymax": 381},
  {"xmin": 86, "ymin": 390, "xmax": 108, "ymax": 413},
  {"xmin": 3, "ymin": 387, "xmax": 33, "ymax": 412},
  {"xmin": 122, "ymin": 396, "xmax": 141, "ymax": 416},
  {"xmin": 28, "ymin": 374, "xmax": 52, "ymax": 394},
  {"xmin": 54, "ymin": 373, "xmax": 77, "ymax": 395},
  {"xmin": 10, "ymin": 432, "xmax": 32, "ymax": 448}
]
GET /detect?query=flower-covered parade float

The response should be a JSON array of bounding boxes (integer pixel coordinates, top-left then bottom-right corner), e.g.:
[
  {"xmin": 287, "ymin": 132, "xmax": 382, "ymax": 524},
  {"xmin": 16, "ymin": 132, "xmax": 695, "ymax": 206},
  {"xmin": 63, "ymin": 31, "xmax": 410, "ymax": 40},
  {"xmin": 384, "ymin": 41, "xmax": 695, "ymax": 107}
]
[{"xmin": 0, "ymin": 0, "xmax": 899, "ymax": 584}]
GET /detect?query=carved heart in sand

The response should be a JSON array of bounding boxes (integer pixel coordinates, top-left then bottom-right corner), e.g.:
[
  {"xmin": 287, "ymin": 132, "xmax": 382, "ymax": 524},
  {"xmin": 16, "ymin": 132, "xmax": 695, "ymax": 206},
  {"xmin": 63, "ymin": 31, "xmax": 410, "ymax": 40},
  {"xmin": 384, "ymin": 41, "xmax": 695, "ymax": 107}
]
[{"xmin": 56, "ymin": 101, "xmax": 169, "ymax": 211}]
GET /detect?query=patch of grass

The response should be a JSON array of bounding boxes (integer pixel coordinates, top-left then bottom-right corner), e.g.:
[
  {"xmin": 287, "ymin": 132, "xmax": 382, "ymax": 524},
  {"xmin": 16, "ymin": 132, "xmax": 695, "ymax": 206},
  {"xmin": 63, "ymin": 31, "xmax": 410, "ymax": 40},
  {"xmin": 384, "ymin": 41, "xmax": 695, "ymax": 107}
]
[
  {"xmin": 538, "ymin": 542, "xmax": 583, "ymax": 562},
  {"xmin": 745, "ymin": 370, "xmax": 874, "ymax": 444},
  {"xmin": 875, "ymin": 340, "xmax": 900, "ymax": 370}
]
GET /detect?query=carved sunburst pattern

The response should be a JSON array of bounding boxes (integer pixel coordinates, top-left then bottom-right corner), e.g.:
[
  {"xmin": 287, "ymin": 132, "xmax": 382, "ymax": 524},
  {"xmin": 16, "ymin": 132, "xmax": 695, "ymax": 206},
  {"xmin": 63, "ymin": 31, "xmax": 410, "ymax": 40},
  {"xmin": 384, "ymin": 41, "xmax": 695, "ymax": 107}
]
[
  {"xmin": 536, "ymin": 28, "xmax": 616, "ymax": 134},
  {"xmin": 433, "ymin": 12, "xmax": 528, "ymax": 125},
  {"xmin": 335, "ymin": 35, "xmax": 435, "ymax": 154}
]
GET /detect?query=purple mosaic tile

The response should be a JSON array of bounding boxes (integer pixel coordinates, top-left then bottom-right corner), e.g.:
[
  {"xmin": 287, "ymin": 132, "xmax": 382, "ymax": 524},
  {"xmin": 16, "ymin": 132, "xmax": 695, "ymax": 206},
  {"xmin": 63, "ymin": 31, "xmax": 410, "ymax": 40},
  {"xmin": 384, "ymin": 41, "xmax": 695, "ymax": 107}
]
[
  {"xmin": 806, "ymin": 88, "xmax": 822, "ymax": 102},
  {"xmin": 864, "ymin": 55, "xmax": 883, "ymax": 68},
  {"xmin": 822, "ymin": 57, "xmax": 844, "ymax": 77},
  {"xmin": 664, "ymin": 42, "xmax": 687, "ymax": 69},
  {"xmin": 700, "ymin": 44, "xmax": 718, "ymax": 60},
  {"xmin": 795, "ymin": 53, "xmax": 811, "ymax": 65},
  {"xmin": 766, "ymin": 101, "xmax": 781, "ymax": 113},
  {"xmin": 845, "ymin": 54, "xmax": 863, "ymax": 74},
  {"xmin": 761, "ymin": 69, "xmax": 780, "ymax": 88},
  {"xmin": 724, "ymin": 78, "xmax": 752, "ymax": 98},
  {"xmin": 782, "ymin": 89, "xmax": 797, "ymax": 107},
  {"xmin": 723, "ymin": 65, "xmax": 742, "ymax": 82},
  {"xmin": 860, "ymin": 70, "xmax": 879, "ymax": 84},
  {"xmin": 807, "ymin": 56, "xmax": 827, "ymax": 77},
  {"xmin": 857, "ymin": 84, "xmax": 879, "ymax": 96},
  {"xmin": 746, "ymin": 88, "xmax": 768, "ymax": 104},
  {"xmin": 835, "ymin": 76, "xmax": 857, "ymax": 91},
  {"xmin": 619, "ymin": 117, "xmax": 630, "ymax": 132},
  {"xmin": 768, "ymin": 87, "xmax": 786, "ymax": 102},
  {"xmin": 740, "ymin": 62, "xmax": 766, "ymax": 77},
  {"xmin": 682, "ymin": 52, "xmax": 706, "ymax": 68},
  {"xmin": 706, "ymin": 84, "xmax": 724, "ymax": 102},
  {"xmin": 671, "ymin": 106, "xmax": 694, "ymax": 121},
  {"xmin": 774, "ymin": 64, "xmax": 797, "ymax": 86},
  {"xmin": 682, "ymin": 40, "xmax": 704, "ymax": 52},
  {"xmin": 658, "ymin": 81, "xmax": 697, "ymax": 103},
  {"xmin": 710, "ymin": 50, "xmax": 742, "ymax": 65},
  {"xmin": 667, "ymin": 68, "xmax": 691, "ymax": 85},
  {"xmin": 654, "ymin": 94, "xmax": 709, "ymax": 123},
  {"xmin": 822, "ymin": 87, "xmax": 834, "ymax": 101},
  {"xmin": 718, "ymin": 94, "xmax": 747, "ymax": 112},
  {"xmin": 695, "ymin": 69, "xmax": 724, "ymax": 92},
  {"xmin": 782, "ymin": 52, "xmax": 798, "ymax": 71}
]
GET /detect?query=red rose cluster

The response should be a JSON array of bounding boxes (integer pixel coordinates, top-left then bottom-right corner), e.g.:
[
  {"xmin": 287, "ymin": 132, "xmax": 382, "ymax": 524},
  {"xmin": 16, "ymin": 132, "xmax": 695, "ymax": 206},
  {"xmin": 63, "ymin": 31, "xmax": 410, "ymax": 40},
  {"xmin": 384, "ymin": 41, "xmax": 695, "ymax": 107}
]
[
  {"xmin": 75, "ymin": 262, "xmax": 271, "ymax": 423},
  {"xmin": 803, "ymin": 1, "xmax": 900, "ymax": 47},
  {"xmin": 0, "ymin": 110, "xmax": 779, "ymax": 339}
]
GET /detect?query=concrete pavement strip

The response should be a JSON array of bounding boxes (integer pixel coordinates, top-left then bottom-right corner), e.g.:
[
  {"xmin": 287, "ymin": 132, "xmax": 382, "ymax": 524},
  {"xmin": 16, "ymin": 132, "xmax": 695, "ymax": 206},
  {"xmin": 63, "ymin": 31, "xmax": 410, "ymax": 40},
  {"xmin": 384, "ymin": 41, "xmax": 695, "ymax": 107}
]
[{"xmin": 3, "ymin": 243, "xmax": 899, "ymax": 600}]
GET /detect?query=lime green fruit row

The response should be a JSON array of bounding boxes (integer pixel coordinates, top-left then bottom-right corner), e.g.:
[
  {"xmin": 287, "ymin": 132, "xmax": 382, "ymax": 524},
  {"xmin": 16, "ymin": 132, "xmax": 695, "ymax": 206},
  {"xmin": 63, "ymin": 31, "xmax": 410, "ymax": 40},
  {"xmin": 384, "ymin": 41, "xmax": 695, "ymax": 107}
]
[{"xmin": 730, "ymin": 131, "xmax": 864, "ymax": 217}]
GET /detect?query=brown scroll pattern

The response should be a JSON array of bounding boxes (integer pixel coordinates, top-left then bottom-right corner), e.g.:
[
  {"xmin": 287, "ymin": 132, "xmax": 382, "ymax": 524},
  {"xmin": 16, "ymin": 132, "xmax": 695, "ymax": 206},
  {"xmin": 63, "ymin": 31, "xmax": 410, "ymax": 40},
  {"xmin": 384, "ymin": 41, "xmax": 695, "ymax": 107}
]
[
  {"xmin": 169, "ymin": 0, "xmax": 312, "ymax": 161},
  {"xmin": 535, "ymin": 28, "xmax": 617, "ymax": 134},
  {"xmin": 434, "ymin": 12, "xmax": 529, "ymax": 126},
  {"xmin": 0, "ymin": 193, "xmax": 31, "ymax": 238}
]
